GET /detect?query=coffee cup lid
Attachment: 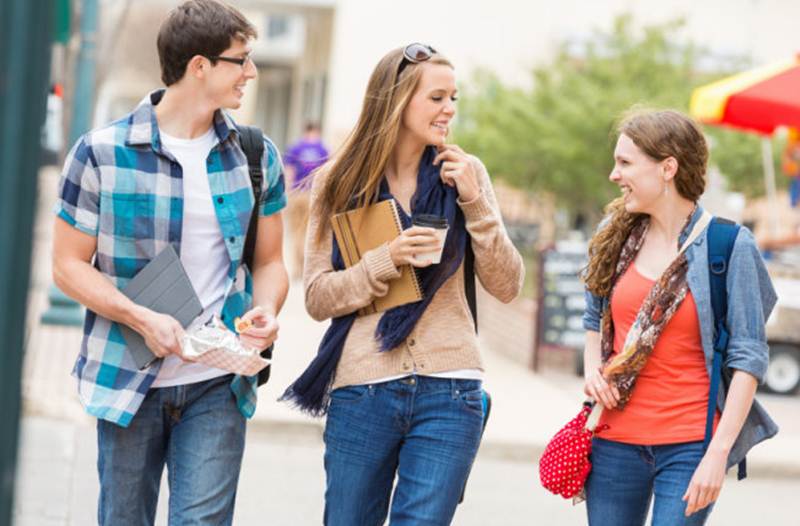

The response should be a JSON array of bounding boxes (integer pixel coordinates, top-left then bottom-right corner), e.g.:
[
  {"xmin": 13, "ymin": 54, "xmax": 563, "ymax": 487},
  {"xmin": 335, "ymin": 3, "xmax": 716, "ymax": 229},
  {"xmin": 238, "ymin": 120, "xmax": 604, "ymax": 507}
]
[{"xmin": 413, "ymin": 214, "xmax": 448, "ymax": 228}]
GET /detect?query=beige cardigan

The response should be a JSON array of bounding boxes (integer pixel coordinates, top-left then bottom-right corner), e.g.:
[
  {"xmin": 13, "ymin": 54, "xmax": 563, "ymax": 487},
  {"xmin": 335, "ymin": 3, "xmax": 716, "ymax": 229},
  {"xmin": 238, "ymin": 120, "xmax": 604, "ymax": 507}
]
[{"xmin": 303, "ymin": 156, "xmax": 525, "ymax": 389}]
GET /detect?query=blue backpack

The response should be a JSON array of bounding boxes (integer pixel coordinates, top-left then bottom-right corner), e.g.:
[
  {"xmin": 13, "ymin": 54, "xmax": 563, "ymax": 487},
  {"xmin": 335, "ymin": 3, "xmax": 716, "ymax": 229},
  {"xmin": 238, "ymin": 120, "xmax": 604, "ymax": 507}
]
[{"xmin": 705, "ymin": 217, "xmax": 747, "ymax": 480}]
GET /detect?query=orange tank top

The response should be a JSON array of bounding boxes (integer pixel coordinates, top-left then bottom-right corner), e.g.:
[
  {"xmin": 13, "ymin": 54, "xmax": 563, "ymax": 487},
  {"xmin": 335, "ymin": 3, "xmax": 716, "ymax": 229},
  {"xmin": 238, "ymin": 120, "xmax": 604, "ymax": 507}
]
[{"xmin": 596, "ymin": 263, "xmax": 719, "ymax": 445}]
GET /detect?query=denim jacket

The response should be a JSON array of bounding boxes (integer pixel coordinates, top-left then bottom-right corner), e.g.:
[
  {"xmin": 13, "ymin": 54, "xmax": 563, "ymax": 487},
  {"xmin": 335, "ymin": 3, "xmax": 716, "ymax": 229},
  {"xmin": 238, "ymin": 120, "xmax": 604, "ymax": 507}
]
[{"xmin": 582, "ymin": 206, "xmax": 779, "ymax": 470}]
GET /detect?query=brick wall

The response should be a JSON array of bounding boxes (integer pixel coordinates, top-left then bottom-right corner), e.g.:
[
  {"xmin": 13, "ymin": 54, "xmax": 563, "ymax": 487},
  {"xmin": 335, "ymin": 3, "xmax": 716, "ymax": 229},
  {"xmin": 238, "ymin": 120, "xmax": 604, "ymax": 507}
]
[
  {"xmin": 477, "ymin": 283, "xmax": 581, "ymax": 374},
  {"xmin": 476, "ymin": 285, "xmax": 537, "ymax": 368}
]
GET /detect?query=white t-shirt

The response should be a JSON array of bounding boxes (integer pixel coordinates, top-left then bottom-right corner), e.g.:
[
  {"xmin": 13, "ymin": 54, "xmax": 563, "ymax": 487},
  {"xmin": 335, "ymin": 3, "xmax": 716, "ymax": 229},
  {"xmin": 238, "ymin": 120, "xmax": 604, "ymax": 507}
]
[
  {"xmin": 364, "ymin": 369, "xmax": 484, "ymax": 385},
  {"xmin": 151, "ymin": 127, "xmax": 230, "ymax": 388}
]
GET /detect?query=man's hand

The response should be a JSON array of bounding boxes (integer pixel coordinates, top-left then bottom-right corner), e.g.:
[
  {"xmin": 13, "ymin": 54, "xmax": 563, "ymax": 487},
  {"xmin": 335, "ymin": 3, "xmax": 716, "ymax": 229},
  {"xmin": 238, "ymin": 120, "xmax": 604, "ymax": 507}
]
[
  {"xmin": 134, "ymin": 308, "xmax": 186, "ymax": 359},
  {"xmin": 237, "ymin": 306, "xmax": 279, "ymax": 351}
]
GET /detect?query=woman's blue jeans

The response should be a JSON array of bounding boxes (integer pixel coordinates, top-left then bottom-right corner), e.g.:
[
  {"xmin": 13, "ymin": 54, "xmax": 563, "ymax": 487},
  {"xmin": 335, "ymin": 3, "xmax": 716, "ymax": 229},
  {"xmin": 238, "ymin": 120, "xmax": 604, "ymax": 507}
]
[
  {"xmin": 586, "ymin": 437, "xmax": 714, "ymax": 526},
  {"xmin": 96, "ymin": 374, "xmax": 246, "ymax": 526},
  {"xmin": 323, "ymin": 375, "xmax": 484, "ymax": 526}
]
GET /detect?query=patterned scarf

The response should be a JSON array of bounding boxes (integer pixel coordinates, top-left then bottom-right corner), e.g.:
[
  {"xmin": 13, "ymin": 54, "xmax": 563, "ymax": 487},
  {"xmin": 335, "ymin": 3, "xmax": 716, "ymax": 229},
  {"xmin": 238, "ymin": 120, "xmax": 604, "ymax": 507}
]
[{"xmin": 600, "ymin": 208, "xmax": 696, "ymax": 409}]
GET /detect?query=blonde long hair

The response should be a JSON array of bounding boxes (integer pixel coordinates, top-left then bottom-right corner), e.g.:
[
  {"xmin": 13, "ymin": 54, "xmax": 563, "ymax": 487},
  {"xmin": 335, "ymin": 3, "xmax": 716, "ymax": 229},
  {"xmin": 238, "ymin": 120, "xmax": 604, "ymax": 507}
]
[
  {"xmin": 583, "ymin": 109, "xmax": 708, "ymax": 297},
  {"xmin": 314, "ymin": 47, "xmax": 453, "ymax": 242}
]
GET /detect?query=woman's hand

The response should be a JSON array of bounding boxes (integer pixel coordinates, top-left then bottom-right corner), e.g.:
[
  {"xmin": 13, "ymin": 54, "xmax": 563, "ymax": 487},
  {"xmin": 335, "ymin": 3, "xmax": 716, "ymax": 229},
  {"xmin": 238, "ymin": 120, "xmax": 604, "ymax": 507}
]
[
  {"xmin": 433, "ymin": 144, "xmax": 480, "ymax": 202},
  {"xmin": 583, "ymin": 366, "xmax": 621, "ymax": 409},
  {"xmin": 389, "ymin": 226, "xmax": 441, "ymax": 268},
  {"xmin": 682, "ymin": 447, "xmax": 727, "ymax": 517}
]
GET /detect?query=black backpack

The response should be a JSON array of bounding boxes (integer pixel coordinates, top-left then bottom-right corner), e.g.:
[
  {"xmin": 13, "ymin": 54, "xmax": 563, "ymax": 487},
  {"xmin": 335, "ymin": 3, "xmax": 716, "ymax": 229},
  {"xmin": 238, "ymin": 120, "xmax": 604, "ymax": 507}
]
[{"xmin": 237, "ymin": 125, "xmax": 273, "ymax": 387}]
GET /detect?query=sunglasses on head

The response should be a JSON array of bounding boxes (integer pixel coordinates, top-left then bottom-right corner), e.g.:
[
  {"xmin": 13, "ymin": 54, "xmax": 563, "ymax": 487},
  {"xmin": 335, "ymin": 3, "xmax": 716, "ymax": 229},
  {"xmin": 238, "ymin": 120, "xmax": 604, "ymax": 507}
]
[{"xmin": 397, "ymin": 43, "xmax": 436, "ymax": 76}]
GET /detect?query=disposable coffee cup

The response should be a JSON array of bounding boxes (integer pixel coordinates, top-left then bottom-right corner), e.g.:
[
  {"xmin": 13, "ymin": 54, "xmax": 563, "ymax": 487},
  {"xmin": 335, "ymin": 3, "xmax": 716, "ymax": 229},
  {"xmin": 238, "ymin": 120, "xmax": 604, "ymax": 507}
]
[{"xmin": 412, "ymin": 214, "xmax": 449, "ymax": 264}]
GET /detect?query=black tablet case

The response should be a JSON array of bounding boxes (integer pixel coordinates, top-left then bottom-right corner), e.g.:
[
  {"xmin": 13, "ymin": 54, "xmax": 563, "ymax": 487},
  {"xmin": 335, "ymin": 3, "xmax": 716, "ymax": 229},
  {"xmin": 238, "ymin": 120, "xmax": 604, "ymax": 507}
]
[{"xmin": 119, "ymin": 245, "xmax": 203, "ymax": 369}]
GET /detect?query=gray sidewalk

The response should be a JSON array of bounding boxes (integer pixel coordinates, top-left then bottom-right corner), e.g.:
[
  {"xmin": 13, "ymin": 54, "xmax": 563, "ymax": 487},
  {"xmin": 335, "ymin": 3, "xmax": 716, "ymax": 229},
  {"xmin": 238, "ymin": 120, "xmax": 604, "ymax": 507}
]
[{"xmin": 14, "ymin": 414, "xmax": 800, "ymax": 526}]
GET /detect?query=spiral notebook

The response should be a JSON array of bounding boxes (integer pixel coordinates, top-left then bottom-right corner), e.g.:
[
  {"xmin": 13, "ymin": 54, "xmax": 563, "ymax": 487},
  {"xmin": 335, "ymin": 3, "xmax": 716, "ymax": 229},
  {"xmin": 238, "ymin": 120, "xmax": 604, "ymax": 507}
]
[{"xmin": 330, "ymin": 199, "xmax": 423, "ymax": 315}]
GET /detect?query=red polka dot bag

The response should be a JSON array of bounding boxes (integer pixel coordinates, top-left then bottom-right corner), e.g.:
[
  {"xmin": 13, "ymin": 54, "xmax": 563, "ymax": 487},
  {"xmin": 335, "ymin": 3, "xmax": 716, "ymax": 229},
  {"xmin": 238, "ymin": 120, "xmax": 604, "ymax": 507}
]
[{"xmin": 538, "ymin": 402, "xmax": 603, "ymax": 502}]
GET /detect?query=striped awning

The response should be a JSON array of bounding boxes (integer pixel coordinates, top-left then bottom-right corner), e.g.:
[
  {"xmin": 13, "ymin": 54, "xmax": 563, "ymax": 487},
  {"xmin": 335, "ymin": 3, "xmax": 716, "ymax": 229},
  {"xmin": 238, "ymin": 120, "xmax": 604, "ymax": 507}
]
[{"xmin": 690, "ymin": 54, "xmax": 800, "ymax": 135}]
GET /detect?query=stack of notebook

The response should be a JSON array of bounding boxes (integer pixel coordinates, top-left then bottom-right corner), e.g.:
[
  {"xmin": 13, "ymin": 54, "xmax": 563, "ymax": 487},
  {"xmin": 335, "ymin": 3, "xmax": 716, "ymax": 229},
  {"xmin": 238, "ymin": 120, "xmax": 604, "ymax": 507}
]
[{"xmin": 330, "ymin": 199, "xmax": 423, "ymax": 315}]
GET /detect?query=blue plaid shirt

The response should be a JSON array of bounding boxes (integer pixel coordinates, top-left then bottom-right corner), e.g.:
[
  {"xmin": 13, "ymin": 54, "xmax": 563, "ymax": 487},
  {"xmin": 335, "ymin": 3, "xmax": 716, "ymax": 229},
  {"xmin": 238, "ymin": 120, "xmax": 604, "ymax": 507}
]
[{"xmin": 54, "ymin": 90, "xmax": 287, "ymax": 427}]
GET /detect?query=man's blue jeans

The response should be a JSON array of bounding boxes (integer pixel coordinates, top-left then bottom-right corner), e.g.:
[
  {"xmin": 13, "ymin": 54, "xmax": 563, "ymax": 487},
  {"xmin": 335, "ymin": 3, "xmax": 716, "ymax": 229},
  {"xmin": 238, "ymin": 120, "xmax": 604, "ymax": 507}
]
[
  {"xmin": 323, "ymin": 375, "xmax": 484, "ymax": 526},
  {"xmin": 586, "ymin": 437, "xmax": 714, "ymax": 526},
  {"xmin": 96, "ymin": 374, "xmax": 246, "ymax": 526}
]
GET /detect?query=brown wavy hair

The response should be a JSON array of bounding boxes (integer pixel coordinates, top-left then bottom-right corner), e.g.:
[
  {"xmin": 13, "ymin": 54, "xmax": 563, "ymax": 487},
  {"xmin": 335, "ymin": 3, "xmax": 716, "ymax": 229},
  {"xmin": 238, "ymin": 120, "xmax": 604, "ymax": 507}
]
[
  {"xmin": 313, "ymin": 47, "xmax": 453, "ymax": 242},
  {"xmin": 583, "ymin": 109, "xmax": 708, "ymax": 297}
]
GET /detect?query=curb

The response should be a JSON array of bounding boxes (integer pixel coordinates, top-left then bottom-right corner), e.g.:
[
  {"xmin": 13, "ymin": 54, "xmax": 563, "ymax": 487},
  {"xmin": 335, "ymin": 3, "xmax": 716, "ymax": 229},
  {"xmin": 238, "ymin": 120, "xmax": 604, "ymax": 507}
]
[
  {"xmin": 247, "ymin": 415, "xmax": 800, "ymax": 479},
  {"xmin": 475, "ymin": 439, "xmax": 800, "ymax": 479}
]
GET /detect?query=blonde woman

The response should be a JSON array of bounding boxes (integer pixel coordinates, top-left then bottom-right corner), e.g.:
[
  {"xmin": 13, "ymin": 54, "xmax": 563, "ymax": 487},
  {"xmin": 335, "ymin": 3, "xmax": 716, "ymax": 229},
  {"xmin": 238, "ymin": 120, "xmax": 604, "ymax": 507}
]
[{"xmin": 282, "ymin": 44, "xmax": 524, "ymax": 525}]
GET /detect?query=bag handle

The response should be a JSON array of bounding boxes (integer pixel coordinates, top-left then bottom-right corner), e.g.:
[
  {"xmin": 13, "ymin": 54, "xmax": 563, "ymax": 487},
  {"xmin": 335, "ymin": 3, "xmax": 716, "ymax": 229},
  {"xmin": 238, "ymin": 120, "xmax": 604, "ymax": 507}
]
[{"xmin": 679, "ymin": 210, "xmax": 712, "ymax": 255}]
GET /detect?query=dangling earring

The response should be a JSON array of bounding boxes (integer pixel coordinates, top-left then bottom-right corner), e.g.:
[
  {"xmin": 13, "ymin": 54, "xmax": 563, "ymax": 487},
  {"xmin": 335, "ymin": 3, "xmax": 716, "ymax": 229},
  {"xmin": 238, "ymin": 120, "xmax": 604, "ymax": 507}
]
[{"xmin": 663, "ymin": 183, "xmax": 669, "ymax": 197}]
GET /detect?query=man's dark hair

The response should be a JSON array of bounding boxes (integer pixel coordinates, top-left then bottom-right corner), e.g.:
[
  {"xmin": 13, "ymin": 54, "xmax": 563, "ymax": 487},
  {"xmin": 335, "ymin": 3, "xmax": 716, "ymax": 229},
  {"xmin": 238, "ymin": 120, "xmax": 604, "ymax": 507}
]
[{"xmin": 157, "ymin": 0, "xmax": 257, "ymax": 86}]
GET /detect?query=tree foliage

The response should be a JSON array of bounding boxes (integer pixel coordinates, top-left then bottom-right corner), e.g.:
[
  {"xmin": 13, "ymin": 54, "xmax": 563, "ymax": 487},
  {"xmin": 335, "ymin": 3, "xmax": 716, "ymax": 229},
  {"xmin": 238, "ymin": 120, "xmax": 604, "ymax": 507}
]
[{"xmin": 453, "ymin": 15, "xmax": 780, "ymax": 220}]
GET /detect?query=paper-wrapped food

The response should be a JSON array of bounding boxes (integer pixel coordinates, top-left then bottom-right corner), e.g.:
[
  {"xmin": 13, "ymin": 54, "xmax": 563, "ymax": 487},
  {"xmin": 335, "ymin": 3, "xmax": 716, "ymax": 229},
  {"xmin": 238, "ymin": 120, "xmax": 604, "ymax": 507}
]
[{"xmin": 181, "ymin": 316, "xmax": 269, "ymax": 376}]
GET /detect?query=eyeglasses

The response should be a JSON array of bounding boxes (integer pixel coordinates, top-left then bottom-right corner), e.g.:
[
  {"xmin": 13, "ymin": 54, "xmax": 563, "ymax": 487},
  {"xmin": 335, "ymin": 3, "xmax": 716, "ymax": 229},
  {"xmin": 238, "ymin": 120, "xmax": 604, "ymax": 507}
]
[
  {"xmin": 206, "ymin": 54, "xmax": 253, "ymax": 67},
  {"xmin": 397, "ymin": 43, "xmax": 436, "ymax": 76}
]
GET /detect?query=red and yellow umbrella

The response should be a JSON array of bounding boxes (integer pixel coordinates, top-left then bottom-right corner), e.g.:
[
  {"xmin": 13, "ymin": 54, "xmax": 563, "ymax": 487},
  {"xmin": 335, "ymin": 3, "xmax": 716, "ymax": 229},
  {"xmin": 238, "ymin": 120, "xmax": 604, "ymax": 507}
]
[
  {"xmin": 690, "ymin": 54, "xmax": 800, "ymax": 233},
  {"xmin": 690, "ymin": 54, "xmax": 800, "ymax": 135}
]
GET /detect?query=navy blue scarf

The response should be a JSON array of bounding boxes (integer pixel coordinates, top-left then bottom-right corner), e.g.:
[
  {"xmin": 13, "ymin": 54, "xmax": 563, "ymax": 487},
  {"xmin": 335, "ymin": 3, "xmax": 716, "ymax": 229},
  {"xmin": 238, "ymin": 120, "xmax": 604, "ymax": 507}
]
[{"xmin": 281, "ymin": 146, "xmax": 468, "ymax": 415}]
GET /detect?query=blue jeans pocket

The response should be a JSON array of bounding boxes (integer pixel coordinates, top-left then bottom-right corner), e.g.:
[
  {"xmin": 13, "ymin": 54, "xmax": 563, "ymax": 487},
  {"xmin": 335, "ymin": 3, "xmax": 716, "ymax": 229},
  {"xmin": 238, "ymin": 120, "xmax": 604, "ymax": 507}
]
[
  {"xmin": 458, "ymin": 388, "xmax": 484, "ymax": 417},
  {"xmin": 329, "ymin": 384, "xmax": 372, "ymax": 404}
]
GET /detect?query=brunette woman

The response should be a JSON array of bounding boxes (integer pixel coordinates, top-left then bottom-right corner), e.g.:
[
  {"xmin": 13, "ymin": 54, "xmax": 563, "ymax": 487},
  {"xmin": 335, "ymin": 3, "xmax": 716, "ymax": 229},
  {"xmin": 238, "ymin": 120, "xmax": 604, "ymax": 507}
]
[{"xmin": 582, "ymin": 109, "xmax": 778, "ymax": 525}]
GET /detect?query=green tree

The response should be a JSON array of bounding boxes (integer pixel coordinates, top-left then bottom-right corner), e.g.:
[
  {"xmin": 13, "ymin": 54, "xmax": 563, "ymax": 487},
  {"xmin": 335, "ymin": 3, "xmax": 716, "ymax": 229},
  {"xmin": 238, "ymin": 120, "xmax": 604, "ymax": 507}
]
[
  {"xmin": 454, "ymin": 15, "xmax": 779, "ymax": 222},
  {"xmin": 708, "ymin": 128, "xmax": 785, "ymax": 197}
]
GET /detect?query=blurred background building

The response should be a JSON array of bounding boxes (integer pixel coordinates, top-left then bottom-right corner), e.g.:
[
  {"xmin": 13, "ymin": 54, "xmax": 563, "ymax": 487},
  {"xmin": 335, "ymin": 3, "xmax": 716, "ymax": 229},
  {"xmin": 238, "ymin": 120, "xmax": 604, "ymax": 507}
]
[{"xmin": 80, "ymin": 0, "xmax": 800, "ymax": 150}]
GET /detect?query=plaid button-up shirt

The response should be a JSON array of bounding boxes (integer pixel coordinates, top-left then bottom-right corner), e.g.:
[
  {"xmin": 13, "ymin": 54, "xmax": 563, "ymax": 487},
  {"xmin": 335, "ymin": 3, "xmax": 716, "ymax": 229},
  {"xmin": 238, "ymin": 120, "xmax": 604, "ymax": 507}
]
[{"xmin": 54, "ymin": 90, "xmax": 286, "ymax": 427}]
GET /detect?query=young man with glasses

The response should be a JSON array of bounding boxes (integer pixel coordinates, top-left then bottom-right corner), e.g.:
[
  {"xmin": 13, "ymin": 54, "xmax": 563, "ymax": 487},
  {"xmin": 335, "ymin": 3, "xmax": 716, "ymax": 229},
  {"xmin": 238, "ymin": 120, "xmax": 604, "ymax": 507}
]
[{"xmin": 51, "ymin": 1, "xmax": 288, "ymax": 524}]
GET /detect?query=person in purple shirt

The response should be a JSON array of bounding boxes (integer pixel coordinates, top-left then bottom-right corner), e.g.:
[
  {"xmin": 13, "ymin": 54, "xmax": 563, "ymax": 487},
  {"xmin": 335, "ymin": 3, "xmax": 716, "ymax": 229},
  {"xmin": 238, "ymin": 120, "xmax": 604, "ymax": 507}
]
[{"xmin": 284, "ymin": 122, "xmax": 329, "ymax": 278}]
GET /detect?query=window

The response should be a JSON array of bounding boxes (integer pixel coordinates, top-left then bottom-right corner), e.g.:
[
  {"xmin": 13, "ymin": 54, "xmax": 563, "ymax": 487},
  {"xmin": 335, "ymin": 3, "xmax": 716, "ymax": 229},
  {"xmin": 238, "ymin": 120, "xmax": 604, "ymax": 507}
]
[{"xmin": 267, "ymin": 15, "xmax": 289, "ymax": 39}]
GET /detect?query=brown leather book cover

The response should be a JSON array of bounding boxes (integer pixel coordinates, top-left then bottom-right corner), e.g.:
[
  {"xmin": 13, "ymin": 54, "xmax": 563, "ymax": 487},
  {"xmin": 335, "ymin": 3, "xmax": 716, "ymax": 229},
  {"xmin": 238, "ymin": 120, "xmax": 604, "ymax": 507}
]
[{"xmin": 330, "ymin": 199, "xmax": 423, "ymax": 315}]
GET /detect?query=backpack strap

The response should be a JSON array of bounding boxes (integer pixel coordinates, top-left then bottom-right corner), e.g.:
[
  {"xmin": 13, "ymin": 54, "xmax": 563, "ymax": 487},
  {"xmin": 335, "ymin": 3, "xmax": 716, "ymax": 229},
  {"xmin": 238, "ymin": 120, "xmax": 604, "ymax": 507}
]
[
  {"xmin": 236, "ymin": 124, "xmax": 264, "ymax": 271},
  {"xmin": 464, "ymin": 239, "xmax": 477, "ymax": 334},
  {"xmin": 235, "ymin": 124, "xmax": 272, "ymax": 387},
  {"xmin": 457, "ymin": 237, "xmax": 482, "ymax": 505},
  {"xmin": 705, "ymin": 216, "xmax": 744, "ymax": 479}
]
